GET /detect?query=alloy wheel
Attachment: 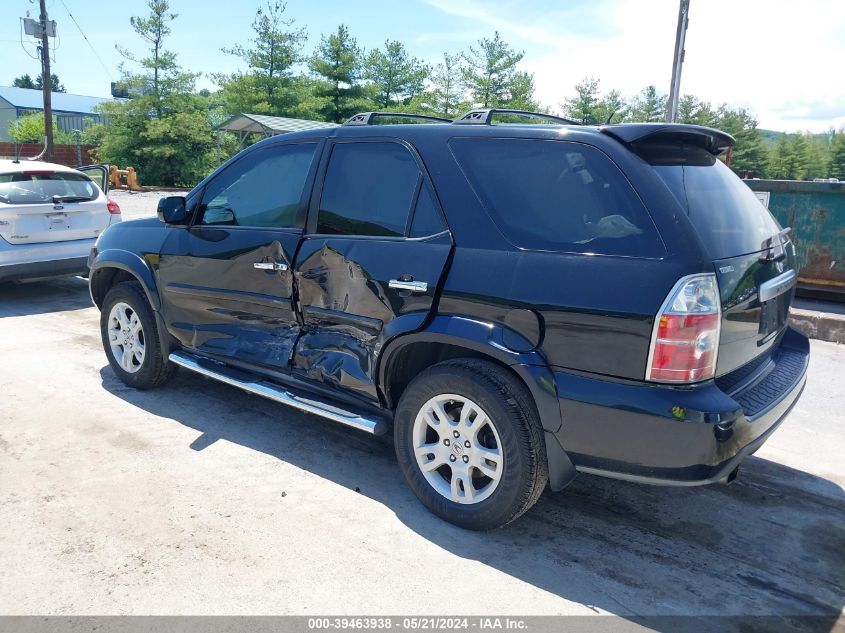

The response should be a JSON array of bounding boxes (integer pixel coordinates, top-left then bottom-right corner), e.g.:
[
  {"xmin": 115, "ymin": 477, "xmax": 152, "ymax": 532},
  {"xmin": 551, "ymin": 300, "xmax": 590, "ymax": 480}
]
[
  {"xmin": 412, "ymin": 394, "xmax": 504, "ymax": 504},
  {"xmin": 107, "ymin": 301, "xmax": 145, "ymax": 374}
]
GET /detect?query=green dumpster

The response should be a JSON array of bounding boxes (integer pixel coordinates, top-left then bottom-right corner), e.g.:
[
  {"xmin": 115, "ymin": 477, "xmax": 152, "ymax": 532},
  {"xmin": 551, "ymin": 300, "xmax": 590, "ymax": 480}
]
[{"xmin": 744, "ymin": 179, "xmax": 845, "ymax": 300}]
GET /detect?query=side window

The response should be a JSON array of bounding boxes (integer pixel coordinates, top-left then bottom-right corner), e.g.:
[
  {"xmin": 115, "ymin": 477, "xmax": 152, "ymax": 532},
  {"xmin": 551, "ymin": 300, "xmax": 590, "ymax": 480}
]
[
  {"xmin": 409, "ymin": 185, "xmax": 446, "ymax": 237},
  {"xmin": 317, "ymin": 142, "xmax": 420, "ymax": 237},
  {"xmin": 450, "ymin": 138, "xmax": 664, "ymax": 256},
  {"xmin": 200, "ymin": 143, "xmax": 317, "ymax": 227}
]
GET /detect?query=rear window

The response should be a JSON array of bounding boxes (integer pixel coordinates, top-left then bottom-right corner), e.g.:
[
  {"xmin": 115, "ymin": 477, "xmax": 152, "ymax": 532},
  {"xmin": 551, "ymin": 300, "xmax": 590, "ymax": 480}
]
[
  {"xmin": 0, "ymin": 172, "xmax": 99, "ymax": 205},
  {"xmin": 644, "ymin": 145, "xmax": 781, "ymax": 259},
  {"xmin": 450, "ymin": 138, "xmax": 664, "ymax": 256}
]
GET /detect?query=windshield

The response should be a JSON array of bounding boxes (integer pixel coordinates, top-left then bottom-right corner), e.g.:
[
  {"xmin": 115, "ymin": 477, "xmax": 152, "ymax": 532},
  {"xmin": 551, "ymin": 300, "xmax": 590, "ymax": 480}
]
[
  {"xmin": 648, "ymin": 147, "xmax": 781, "ymax": 259},
  {"xmin": 0, "ymin": 172, "xmax": 99, "ymax": 205}
]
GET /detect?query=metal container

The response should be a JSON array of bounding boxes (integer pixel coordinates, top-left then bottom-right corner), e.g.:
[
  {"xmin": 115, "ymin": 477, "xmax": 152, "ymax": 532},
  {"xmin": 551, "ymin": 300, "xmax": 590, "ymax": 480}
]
[{"xmin": 744, "ymin": 179, "xmax": 845, "ymax": 300}]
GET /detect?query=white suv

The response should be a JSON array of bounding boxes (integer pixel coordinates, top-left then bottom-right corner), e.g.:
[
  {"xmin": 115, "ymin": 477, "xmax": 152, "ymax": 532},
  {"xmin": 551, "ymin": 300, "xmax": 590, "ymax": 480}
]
[{"xmin": 0, "ymin": 160, "xmax": 120, "ymax": 283}]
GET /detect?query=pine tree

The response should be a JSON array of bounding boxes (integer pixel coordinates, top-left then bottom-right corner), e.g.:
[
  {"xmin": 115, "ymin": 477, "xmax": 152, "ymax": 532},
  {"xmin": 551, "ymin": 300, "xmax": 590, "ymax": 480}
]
[
  {"xmin": 804, "ymin": 136, "xmax": 830, "ymax": 179},
  {"xmin": 827, "ymin": 132, "xmax": 845, "ymax": 180},
  {"xmin": 216, "ymin": 1, "xmax": 306, "ymax": 115},
  {"xmin": 427, "ymin": 53, "xmax": 466, "ymax": 118},
  {"xmin": 768, "ymin": 136, "xmax": 793, "ymax": 179},
  {"xmin": 504, "ymin": 71, "xmax": 539, "ymax": 111},
  {"xmin": 96, "ymin": 0, "xmax": 214, "ymax": 186},
  {"xmin": 630, "ymin": 86, "xmax": 667, "ymax": 122},
  {"xmin": 309, "ymin": 25, "xmax": 370, "ymax": 123},
  {"xmin": 717, "ymin": 107, "xmax": 767, "ymax": 177},
  {"xmin": 561, "ymin": 77, "xmax": 601, "ymax": 125},
  {"xmin": 12, "ymin": 74, "xmax": 36, "ymax": 89},
  {"xmin": 365, "ymin": 40, "xmax": 428, "ymax": 108},
  {"xmin": 461, "ymin": 32, "xmax": 524, "ymax": 108},
  {"xmin": 677, "ymin": 95, "xmax": 716, "ymax": 126},
  {"xmin": 35, "ymin": 73, "xmax": 66, "ymax": 93},
  {"xmin": 117, "ymin": 0, "xmax": 191, "ymax": 110},
  {"xmin": 595, "ymin": 89, "xmax": 626, "ymax": 124},
  {"xmin": 789, "ymin": 134, "xmax": 811, "ymax": 180}
]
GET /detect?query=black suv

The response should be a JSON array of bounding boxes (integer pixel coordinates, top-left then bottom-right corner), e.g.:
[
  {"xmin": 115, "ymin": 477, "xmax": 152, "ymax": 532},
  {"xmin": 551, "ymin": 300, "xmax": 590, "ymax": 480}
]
[{"xmin": 89, "ymin": 109, "xmax": 809, "ymax": 530}]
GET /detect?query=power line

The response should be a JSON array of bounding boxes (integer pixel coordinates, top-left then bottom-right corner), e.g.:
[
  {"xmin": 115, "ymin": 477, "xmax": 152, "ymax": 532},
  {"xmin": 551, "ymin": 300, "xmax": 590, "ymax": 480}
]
[{"xmin": 58, "ymin": 0, "xmax": 114, "ymax": 80}]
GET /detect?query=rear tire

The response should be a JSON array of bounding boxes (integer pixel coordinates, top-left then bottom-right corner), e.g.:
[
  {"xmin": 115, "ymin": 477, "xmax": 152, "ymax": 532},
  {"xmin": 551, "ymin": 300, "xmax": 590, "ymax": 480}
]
[
  {"xmin": 100, "ymin": 281, "xmax": 176, "ymax": 389},
  {"xmin": 394, "ymin": 358, "xmax": 548, "ymax": 530}
]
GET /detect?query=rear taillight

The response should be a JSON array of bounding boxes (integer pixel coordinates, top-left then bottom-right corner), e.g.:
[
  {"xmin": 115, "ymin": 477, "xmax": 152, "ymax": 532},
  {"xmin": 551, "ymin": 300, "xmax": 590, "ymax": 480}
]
[
  {"xmin": 646, "ymin": 274, "xmax": 721, "ymax": 383},
  {"xmin": 107, "ymin": 199, "xmax": 121, "ymax": 215}
]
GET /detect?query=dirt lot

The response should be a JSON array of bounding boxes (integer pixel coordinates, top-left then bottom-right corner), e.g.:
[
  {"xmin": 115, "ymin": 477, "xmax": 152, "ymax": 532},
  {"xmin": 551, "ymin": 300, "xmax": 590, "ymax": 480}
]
[
  {"xmin": 110, "ymin": 189, "xmax": 183, "ymax": 221},
  {"xmin": 0, "ymin": 276, "xmax": 843, "ymax": 629}
]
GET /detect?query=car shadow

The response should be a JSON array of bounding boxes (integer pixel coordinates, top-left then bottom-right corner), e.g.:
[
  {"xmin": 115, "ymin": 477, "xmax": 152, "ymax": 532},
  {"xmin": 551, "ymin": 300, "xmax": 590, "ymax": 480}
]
[
  {"xmin": 100, "ymin": 366, "xmax": 845, "ymax": 632},
  {"xmin": 0, "ymin": 276, "xmax": 92, "ymax": 317}
]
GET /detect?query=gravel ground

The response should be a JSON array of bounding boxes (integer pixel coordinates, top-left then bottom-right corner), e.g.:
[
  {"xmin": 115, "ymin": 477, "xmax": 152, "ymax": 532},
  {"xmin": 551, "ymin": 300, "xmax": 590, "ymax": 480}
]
[
  {"xmin": 0, "ymin": 277, "xmax": 843, "ymax": 628},
  {"xmin": 110, "ymin": 189, "xmax": 188, "ymax": 222}
]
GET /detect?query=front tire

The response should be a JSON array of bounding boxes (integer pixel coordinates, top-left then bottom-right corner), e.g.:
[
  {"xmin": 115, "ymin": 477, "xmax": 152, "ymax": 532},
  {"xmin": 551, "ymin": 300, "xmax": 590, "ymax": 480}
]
[
  {"xmin": 394, "ymin": 359, "xmax": 548, "ymax": 530},
  {"xmin": 100, "ymin": 281, "xmax": 176, "ymax": 389}
]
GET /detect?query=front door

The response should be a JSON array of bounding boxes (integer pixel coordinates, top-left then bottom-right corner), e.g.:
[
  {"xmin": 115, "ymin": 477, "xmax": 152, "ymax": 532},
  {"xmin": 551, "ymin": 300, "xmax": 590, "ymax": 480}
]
[
  {"xmin": 157, "ymin": 141, "xmax": 320, "ymax": 372},
  {"xmin": 292, "ymin": 139, "xmax": 452, "ymax": 403},
  {"xmin": 77, "ymin": 164, "xmax": 110, "ymax": 194}
]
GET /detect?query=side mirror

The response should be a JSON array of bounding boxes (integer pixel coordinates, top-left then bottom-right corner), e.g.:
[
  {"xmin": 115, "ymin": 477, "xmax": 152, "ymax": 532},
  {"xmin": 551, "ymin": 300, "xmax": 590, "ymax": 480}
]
[{"xmin": 157, "ymin": 196, "xmax": 189, "ymax": 225}]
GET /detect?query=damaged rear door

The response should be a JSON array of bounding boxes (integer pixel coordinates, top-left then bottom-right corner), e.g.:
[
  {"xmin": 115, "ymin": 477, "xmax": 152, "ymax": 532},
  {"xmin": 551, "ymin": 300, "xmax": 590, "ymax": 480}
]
[{"xmin": 292, "ymin": 139, "xmax": 452, "ymax": 403}]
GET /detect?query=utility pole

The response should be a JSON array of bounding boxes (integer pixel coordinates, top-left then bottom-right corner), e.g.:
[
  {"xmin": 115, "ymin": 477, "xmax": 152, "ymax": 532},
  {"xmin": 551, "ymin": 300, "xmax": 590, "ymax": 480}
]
[
  {"xmin": 665, "ymin": 0, "xmax": 691, "ymax": 123},
  {"xmin": 38, "ymin": 0, "xmax": 54, "ymax": 162}
]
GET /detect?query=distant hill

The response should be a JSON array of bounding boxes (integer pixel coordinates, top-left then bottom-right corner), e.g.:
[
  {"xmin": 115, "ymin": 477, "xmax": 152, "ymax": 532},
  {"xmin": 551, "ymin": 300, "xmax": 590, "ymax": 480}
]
[{"xmin": 760, "ymin": 129, "xmax": 831, "ymax": 149}]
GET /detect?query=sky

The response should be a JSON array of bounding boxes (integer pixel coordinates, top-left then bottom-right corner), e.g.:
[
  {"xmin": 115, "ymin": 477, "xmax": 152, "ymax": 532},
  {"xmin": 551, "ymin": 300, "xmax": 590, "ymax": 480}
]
[{"xmin": 1, "ymin": 0, "xmax": 843, "ymax": 132}]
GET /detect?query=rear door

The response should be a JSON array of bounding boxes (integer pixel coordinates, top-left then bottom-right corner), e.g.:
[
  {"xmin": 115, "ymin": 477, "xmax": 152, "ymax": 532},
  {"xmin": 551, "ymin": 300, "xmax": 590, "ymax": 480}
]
[
  {"xmin": 292, "ymin": 139, "xmax": 452, "ymax": 403},
  {"xmin": 648, "ymin": 148, "xmax": 795, "ymax": 375},
  {"xmin": 0, "ymin": 168, "xmax": 109, "ymax": 244}
]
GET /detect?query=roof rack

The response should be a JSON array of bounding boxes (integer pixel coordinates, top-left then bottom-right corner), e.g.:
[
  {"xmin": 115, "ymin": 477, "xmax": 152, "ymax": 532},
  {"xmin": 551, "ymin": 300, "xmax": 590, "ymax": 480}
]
[
  {"xmin": 343, "ymin": 112, "xmax": 452, "ymax": 126},
  {"xmin": 453, "ymin": 108, "xmax": 581, "ymax": 126}
]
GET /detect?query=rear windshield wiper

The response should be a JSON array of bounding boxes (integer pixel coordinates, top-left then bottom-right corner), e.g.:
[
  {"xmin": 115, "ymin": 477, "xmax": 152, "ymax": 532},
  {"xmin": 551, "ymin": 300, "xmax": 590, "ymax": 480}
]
[{"xmin": 52, "ymin": 195, "xmax": 93, "ymax": 204}]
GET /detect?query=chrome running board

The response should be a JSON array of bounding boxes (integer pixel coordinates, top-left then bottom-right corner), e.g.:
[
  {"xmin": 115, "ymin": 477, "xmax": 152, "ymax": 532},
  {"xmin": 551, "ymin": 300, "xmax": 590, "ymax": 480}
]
[{"xmin": 169, "ymin": 351, "xmax": 388, "ymax": 436}]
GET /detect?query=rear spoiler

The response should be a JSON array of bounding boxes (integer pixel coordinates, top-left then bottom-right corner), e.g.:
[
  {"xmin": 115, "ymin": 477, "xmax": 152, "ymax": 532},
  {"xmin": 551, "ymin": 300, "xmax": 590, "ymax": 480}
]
[{"xmin": 599, "ymin": 123, "xmax": 735, "ymax": 156}]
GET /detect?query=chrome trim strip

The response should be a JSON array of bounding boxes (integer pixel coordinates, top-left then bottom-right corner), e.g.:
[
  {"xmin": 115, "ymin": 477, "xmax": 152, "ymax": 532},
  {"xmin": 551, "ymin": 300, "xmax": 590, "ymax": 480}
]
[
  {"xmin": 388, "ymin": 279, "xmax": 428, "ymax": 292},
  {"xmin": 169, "ymin": 352, "xmax": 386, "ymax": 435},
  {"xmin": 759, "ymin": 269, "xmax": 796, "ymax": 303}
]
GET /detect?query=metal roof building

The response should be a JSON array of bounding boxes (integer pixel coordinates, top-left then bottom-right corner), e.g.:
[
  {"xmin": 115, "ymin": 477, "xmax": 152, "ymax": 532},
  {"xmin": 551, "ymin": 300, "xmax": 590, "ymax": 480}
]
[
  {"xmin": 0, "ymin": 86, "xmax": 115, "ymax": 141},
  {"xmin": 217, "ymin": 113, "xmax": 339, "ymax": 143}
]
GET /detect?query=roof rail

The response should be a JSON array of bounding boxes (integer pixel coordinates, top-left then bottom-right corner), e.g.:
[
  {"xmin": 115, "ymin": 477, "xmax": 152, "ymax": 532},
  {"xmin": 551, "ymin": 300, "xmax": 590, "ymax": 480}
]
[
  {"xmin": 453, "ymin": 108, "xmax": 581, "ymax": 126},
  {"xmin": 343, "ymin": 112, "xmax": 452, "ymax": 126}
]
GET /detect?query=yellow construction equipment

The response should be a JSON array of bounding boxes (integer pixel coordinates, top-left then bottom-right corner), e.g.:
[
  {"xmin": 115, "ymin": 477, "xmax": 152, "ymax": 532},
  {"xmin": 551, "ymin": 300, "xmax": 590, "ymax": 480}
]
[{"xmin": 109, "ymin": 165, "xmax": 142, "ymax": 191}]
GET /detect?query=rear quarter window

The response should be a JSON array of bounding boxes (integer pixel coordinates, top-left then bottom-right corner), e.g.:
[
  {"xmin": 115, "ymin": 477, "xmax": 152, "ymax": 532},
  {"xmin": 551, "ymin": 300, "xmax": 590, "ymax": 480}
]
[{"xmin": 449, "ymin": 138, "xmax": 664, "ymax": 257}]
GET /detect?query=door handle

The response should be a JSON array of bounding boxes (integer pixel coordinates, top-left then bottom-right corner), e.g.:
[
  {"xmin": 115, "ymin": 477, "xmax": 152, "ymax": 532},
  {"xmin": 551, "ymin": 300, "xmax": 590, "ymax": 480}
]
[
  {"xmin": 254, "ymin": 261, "xmax": 288, "ymax": 272},
  {"xmin": 389, "ymin": 279, "xmax": 428, "ymax": 293}
]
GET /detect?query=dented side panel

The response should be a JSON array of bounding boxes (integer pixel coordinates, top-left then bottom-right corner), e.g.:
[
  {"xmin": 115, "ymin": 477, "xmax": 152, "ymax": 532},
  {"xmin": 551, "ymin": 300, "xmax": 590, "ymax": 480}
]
[
  {"xmin": 292, "ymin": 234, "xmax": 451, "ymax": 402},
  {"xmin": 157, "ymin": 226, "xmax": 303, "ymax": 371}
]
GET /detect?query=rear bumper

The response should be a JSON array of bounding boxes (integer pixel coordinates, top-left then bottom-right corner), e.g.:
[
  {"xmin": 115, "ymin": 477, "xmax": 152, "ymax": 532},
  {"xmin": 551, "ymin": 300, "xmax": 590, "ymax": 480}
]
[
  {"xmin": 552, "ymin": 327, "xmax": 810, "ymax": 485},
  {"xmin": 0, "ymin": 237, "xmax": 95, "ymax": 282},
  {"xmin": 0, "ymin": 256, "xmax": 89, "ymax": 282}
]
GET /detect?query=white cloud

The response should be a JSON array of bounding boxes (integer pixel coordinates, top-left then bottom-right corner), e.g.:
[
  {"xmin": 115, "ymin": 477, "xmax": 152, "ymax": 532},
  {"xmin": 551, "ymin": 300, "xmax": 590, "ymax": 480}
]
[{"xmin": 423, "ymin": 0, "xmax": 845, "ymax": 132}]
